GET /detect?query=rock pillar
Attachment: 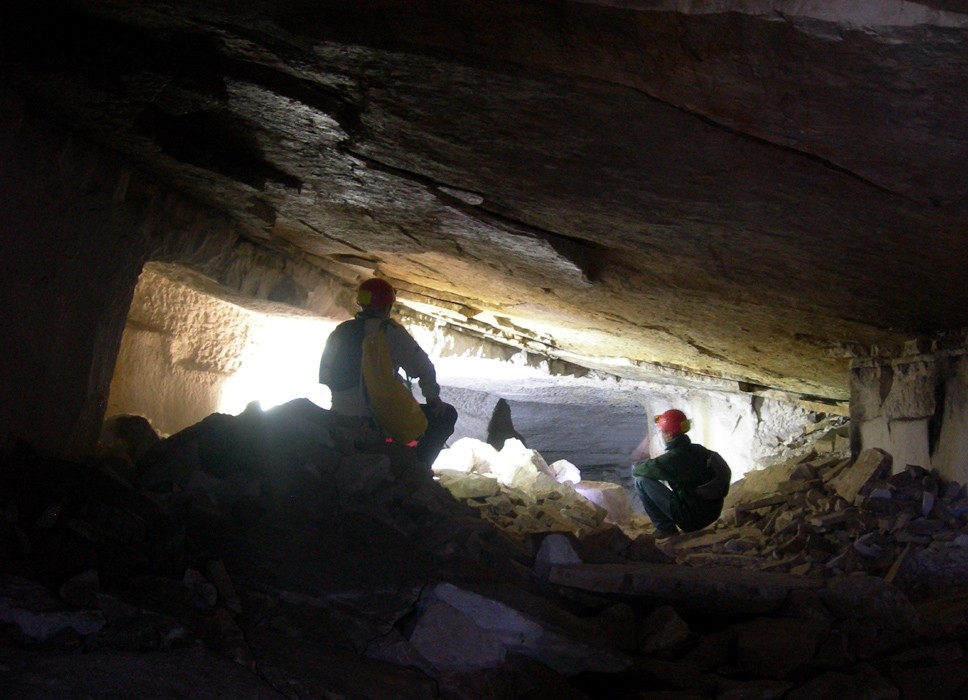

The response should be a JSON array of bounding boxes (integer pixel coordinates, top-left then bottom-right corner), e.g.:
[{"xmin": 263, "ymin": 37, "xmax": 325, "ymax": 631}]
[{"xmin": 850, "ymin": 333, "xmax": 968, "ymax": 484}]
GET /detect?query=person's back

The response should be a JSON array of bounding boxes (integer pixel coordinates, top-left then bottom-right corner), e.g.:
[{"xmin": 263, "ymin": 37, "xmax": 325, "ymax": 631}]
[
  {"xmin": 321, "ymin": 312, "xmax": 425, "ymax": 418},
  {"xmin": 319, "ymin": 314, "xmax": 367, "ymax": 413},
  {"xmin": 631, "ymin": 409, "xmax": 731, "ymax": 537},
  {"xmin": 644, "ymin": 433, "xmax": 721, "ymax": 532},
  {"xmin": 318, "ymin": 278, "xmax": 457, "ymax": 466}
]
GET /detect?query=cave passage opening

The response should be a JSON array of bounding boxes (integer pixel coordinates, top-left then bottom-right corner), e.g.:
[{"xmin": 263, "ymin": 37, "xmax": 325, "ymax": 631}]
[{"xmin": 105, "ymin": 262, "xmax": 831, "ymax": 497}]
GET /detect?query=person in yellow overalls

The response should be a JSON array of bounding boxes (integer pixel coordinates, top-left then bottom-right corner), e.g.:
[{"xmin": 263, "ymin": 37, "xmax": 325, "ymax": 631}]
[{"xmin": 319, "ymin": 278, "xmax": 457, "ymax": 466}]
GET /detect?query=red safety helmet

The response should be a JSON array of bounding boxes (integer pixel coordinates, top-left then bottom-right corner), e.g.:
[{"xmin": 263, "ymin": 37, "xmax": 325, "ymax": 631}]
[
  {"xmin": 655, "ymin": 409, "xmax": 690, "ymax": 436},
  {"xmin": 357, "ymin": 278, "xmax": 396, "ymax": 308}
]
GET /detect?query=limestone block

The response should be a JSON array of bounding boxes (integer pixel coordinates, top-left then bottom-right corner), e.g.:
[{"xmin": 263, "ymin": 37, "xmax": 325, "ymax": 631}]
[
  {"xmin": 808, "ymin": 512, "xmax": 852, "ymax": 530},
  {"xmin": 407, "ymin": 600, "xmax": 507, "ymax": 672},
  {"xmin": 851, "ymin": 360, "xmax": 939, "ymax": 422},
  {"xmin": 528, "ymin": 505, "xmax": 572, "ymax": 532},
  {"xmin": 523, "ymin": 470, "xmax": 568, "ymax": 497},
  {"xmin": 883, "ymin": 360, "xmax": 939, "ymax": 420},
  {"xmin": 574, "ymin": 480, "xmax": 632, "ymax": 524},
  {"xmin": 778, "ymin": 478, "xmax": 819, "ymax": 494},
  {"xmin": 435, "ymin": 469, "xmax": 502, "ymax": 499},
  {"xmin": 849, "ymin": 351, "xmax": 968, "ymax": 484},
  {"xmin": 834, "ymin": 431, "xmax": 852, "ymax": 453},
  {"xmin": 482, "ymin": 493, "xmax": 518, "ymax": 517},
  {"xmin": 424, "ymin": 583, "xmax": 632, "ymax": 675},
  {"xmin": 559, "ymin": 503, "xmax": 607, "ymax": 530},
  {"xmin": 549, "ymin": 459, "xmax": 582, "ymax": 485},
  {"xmin": 547, "ymin": 562, "xmax": 822, "ymax": 616},
  {"xmin": 885, "ymin": 418, "xmax": 932, "ymax": 473},
  {"xmin": 433, "ymin": 437, "xmax": 501, "ymax": 475},
  {"xmin": 817, "ymin": 456, "xmax": 852, "ymax": 481},
  {"xmin": 506, "ymin": 460, "xmax": 555, "ymax": 494},
  {"xmin": 673, "ymin": 528, "xmax": 760, "ymax": 551},
  {"xmin": 828, "ymin": 448, "xmax": 891, "ymax": 504},
  {"xmin": 849, "ymin": 365, "xmax": 888, "ymax": 421},
  {"xmin": 733, "ymin": 493, "xmax": 788, "ymax": 518},
  {"xmin": 486, "ymin": 438, "xmax": 539, "ymax": 477},
  {"xmin": 789, "ymin": 463, "xmax": 819, "ymax": 480},
  {"xmin": 534, "ymin": 533, "xmax": 582, "ymax": 580},
  {"xmin": 724, "ymin": 459, "xmax": 798, "ymax": 510}
]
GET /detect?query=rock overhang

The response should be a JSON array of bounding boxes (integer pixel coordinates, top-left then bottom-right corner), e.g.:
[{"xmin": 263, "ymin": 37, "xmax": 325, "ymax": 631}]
[{"xmin": 4, "ymin": 0, "xmax": 968, "ymax": 410}]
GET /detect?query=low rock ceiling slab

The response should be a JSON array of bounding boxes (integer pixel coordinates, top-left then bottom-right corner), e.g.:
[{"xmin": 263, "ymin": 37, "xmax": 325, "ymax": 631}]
[{"xmin": 4, "ymin": 0, "xmax": 968, "ymax": 406}]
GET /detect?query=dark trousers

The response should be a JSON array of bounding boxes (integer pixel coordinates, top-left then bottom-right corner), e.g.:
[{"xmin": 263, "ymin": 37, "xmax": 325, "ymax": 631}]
[
  {"xmin": 634, "ymin": 476, "xmax": 677, "ymax": 533},
  {"xmin": 416, "ymin": 402, "xmax": 458, "ymax": 466}
]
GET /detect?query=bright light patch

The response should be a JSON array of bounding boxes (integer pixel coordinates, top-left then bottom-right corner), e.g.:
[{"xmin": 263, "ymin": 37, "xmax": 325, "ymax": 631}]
[{"xmin": 217, "ymin": 313, "xmax": 337, "ymax": 415}]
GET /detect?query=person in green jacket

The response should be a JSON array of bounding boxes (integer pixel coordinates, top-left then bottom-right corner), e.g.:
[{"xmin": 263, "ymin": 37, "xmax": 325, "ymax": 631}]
[{"xmin": 632, "ymin": 409, "xmax": 732, "ymax": 539}]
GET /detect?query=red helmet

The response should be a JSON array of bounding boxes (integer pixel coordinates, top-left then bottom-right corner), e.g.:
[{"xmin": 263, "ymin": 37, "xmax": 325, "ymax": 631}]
[
  {"xmin": 655, "ymin": 409, "xmax": 690, "ymax": 435},
  {"xmin": 357, "ymin": 278, "xmax": 396, "ymax": 308}
]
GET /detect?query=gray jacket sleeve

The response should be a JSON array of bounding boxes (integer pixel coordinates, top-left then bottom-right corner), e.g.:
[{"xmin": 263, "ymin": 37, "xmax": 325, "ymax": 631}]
[{"xmin": 384, "ymin": 321, "xmax": 441, "ymax": 402}]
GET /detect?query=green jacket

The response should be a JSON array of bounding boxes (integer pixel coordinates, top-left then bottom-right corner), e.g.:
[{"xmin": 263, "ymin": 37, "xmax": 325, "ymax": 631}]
[{"xmin": 633, "ymin": 434, "xmax": 725, "ymax": 532}]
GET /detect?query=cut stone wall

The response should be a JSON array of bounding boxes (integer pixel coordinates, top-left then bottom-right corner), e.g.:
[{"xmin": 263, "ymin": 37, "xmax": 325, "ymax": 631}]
[
  {"xmin": 850, "ymin": 333, "xmax": 968, "ymax": 484},
  {"xmin": 0, "ymin": 113, "xmax": 342, "ymax": 459},
  {"xmin": 108, "ymin": 263, "xmax": 334, "ymax": 436}
]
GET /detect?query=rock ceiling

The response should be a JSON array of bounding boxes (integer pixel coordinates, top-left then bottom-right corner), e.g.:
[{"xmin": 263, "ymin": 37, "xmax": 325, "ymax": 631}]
[{"xmin": 4, "ymin": 1, "xmax": 968, "ymax": 408}]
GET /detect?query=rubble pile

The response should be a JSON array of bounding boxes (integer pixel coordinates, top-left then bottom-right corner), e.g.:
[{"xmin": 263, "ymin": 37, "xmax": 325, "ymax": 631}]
[
  {"xmin": 665, "ymin": 447, "xmax": 968, "ymax": 602},
  {"xmin": 3, "ymin": 399, "xmax": 968, "ymax": 698},
  {"xmin": 433, "ymin": 437, "xmax": 629, "ymax": 541},
  {"xmin": 435, "ymin": 428, "xmax": 968, "ymax": 604}
]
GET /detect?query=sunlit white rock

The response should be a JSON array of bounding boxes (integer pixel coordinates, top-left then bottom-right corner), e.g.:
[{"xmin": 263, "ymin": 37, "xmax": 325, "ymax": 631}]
[
  {"xmin": 431, "ymin": 436, "xmax": 500, "ymax": 474},
  {"xmin": 549, "ymin": 459, "xmax": 582, "ymax": 485},
  {"xmin": 573, "ymin": 481, "xmax": 632, "ymax": 524}
]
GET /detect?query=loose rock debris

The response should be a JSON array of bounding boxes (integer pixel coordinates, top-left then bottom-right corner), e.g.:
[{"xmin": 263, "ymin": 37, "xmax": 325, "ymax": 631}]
[
  {"xmin": 2, "ymin": 398, "xmax": 968, "ymax": 698},
  {"xmin": 672, "ymin": 447, "xmax": 968, "ymax": 601}
]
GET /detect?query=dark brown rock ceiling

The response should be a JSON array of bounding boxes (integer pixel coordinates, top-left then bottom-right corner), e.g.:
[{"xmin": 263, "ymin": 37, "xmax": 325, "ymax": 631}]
[{"xmin": 5, "ymin": 1, "xmax": 968, "ymax": 407}]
